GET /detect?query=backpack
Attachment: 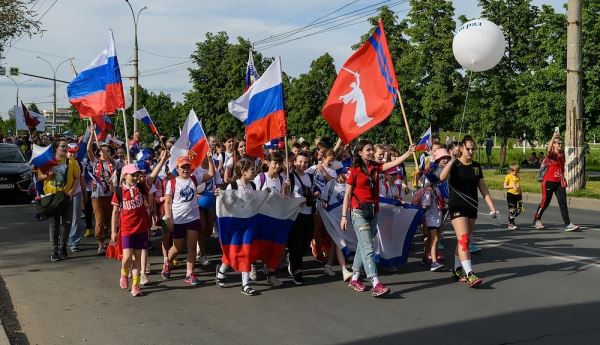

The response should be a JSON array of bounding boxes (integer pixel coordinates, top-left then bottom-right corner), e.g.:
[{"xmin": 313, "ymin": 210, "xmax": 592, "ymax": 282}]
[
  {"xmin": 289, "ymin": 171, "xmax": 314, "ymax": 193},
  {"xmin": 114, "ymin": 181, "xmax": 147, "ymax": 209},
  {"xmin": 229, "ymin": 180, "xmax": 257, "ymax": 190},
  {"xmin": 536, "ymin": 158, "xmax": 549, "ymax": 182},
  {"xmin": 258, "ymin": 172, "xmax": 284, "ymax": 191}
]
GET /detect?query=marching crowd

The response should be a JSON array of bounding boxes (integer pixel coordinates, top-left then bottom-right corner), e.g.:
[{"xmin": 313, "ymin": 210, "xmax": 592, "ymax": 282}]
[{"xmin": 26, "ymin": 128, "xmax": 579, "ymax": 298}]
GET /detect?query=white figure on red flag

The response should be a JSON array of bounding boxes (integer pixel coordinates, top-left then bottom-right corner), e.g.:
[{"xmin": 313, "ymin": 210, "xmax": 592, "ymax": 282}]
[{"xmin": 338, "ymin": 68, "xmax": 371, "ymax": 127}]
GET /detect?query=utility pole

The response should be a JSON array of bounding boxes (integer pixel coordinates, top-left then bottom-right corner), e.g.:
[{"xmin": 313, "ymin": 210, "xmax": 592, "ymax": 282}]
[
  {"xmin": 565, "ymin": 0, "xmax": 585, "ymax": 192},
  {"xmin": 125, "ymin": 0, "xmax": 147, "ymax": 133}
]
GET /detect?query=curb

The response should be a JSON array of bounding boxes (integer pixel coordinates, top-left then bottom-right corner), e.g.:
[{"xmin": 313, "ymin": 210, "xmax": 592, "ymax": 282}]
[{"xmin": 489, "ymin": 189, "xmax": 600, "ymax": 210}]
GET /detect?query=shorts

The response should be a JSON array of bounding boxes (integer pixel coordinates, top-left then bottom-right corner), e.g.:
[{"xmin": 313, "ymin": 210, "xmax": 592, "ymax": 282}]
[
  {"xmin": 449, "ymin": 206, "xmax": 477, "ymax": 220},
  {"xmin": 122, "ymin": 232, "xmax": 149, "ymax": 250},
  {"xmin": 173, "ymin": 219, "xmax": 202, "ymax": 239}
]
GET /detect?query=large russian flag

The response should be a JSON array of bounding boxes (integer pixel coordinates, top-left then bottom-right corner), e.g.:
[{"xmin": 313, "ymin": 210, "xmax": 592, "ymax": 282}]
[
  {"xmin": 216, "ymin": 190, "xmax": 303, "ymax": 272},
  {"xmin": 67, "ymin": 30, "xmax": 125, "ymax": 117},
  {"xmin": 228, "ymin": 57, "xmax": 287, "ymax": 159},
  {"xmin": 167, "ymin": 109, "xmax": 208, "ymax": 174},
  {"xmin": 30, "ymin": 144, "xmax": 58, "ymax": 173}
]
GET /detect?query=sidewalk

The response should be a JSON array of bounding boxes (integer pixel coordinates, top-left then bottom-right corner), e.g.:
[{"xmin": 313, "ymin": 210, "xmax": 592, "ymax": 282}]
[{"xmin": 489, "ymin": 189, "xmax": 600, "ymax": 210}]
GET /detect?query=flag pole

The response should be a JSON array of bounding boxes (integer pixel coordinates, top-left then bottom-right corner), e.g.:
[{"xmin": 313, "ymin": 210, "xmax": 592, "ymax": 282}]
[
  {"xmin": 89, "ymin": 117, "xmax": 100, "ymax": 145},
  {"xmin": 283, "ymin": 136, "xmax": 290, "ymax": 195},
  {"xmin": 121, "ymin": 108, "xmax": 130, "ymax": 162},
  {"xmin": 396, "ymin": 89, "xmax": 419, "ymax": 169}
]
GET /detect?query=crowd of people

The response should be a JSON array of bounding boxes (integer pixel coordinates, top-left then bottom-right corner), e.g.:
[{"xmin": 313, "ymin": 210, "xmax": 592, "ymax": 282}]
[{"xmin": 9, "ymin": 127, "xmax": 579, "ymax": 298}]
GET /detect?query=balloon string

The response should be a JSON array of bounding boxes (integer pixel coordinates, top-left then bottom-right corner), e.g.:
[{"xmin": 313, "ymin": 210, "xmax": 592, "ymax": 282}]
[{"xmin": 458, "ymin": 70, "xmax": 473, "ymax": 138}]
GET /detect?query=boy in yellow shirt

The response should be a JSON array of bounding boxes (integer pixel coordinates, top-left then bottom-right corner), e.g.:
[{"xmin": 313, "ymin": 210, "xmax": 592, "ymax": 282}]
[{"xmin": 503, "ymin": 163, "xmax": 523, "ymax": 230}]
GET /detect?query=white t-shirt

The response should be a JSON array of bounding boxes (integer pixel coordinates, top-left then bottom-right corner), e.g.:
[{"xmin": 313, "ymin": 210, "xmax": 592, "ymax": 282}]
[
  {"xmin": 306, "ymin": 165, "xmax": 336, "ymax": 193},
  {"xmin": 165, "ymin": 177, "xmax": 200, "ymax": 224},
  {"xmin": 292, "ymin": 172, "xmax": 313, "ymax": 215},
  {"xmin": 379, "ymin": 181, "xmax": 399, "ymax": 199},
  {"xmin": 226, "ymin": 179, "xmax": 255, "ymax": 191},
  {"xmin": 253, "ymin": 172, "xmax": 285, "ymax": 193},
  {"xmin": 421, "ymin": 188, "xmax": 442, "ymax": 228},
  {"xmin": 194, "ymin": 167, "xmax": 221, "ymax": 192}
]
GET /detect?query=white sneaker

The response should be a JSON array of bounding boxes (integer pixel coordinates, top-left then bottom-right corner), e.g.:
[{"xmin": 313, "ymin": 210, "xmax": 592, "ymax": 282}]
[
  {"xmin": 140, "ymin": 275, "xmax": 149, "ymax": 286},
  {"xmin": 324, "ymin": 264, "xmax": 336, "ymax": 277},
  {"xmin": 342, "ymin": 269, "xmax": 353, "ymax": 282},
  {"xmin": 565, "ymin": 223, "xmax": 580, "ymax": 232},
  {"xmin": 267, "ymin": 274, "xmax": 282, "ymax": 287},
  {"xmin": 507, "ymin": 224, "xmax": 518, "ymax": 230},
  {"xmin": 249, "ymin": 264, "xmax": 258, "ymax": 281},
  {"xmin": 198, "ymin": 255, "xmax": 210, "ymax": 266}
]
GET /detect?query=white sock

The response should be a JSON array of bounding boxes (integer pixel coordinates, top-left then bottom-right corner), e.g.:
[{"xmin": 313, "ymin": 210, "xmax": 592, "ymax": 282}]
[
  {"xmin": 371, "ymin": 276, "xmax": 380, "ymax": 286},
  {"xmin": 218, "ymin": 264, "xmax": 228, "ymax": 275},
  {"xmin": 461, "ymin": 260, "xmax": 473, "ymax": 275},
  {"xmin": 351, "ymin": 271, "xmax": 360, "ymax": 281},
  {"xmin": 242, "ymin": 272, "xmax": 250, "ymax": 286},
  {"xmin": 454, "ymin": 255, "xmax": 461, "ymax": 270}
]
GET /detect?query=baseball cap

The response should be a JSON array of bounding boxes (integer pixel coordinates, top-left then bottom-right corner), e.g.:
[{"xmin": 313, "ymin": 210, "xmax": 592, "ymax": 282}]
[
  {"xmin": 122, "ymin": 164, "xmax": 140, "ymax": 176},
  {"xmin": 176, "ymin": 156, "xmax": 191, "ymax": 167}
]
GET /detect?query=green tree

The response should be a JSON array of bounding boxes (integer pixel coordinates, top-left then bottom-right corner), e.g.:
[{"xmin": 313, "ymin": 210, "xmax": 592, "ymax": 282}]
[
  {"xmin": 186, "ymin": 32, "xmax": 271, "ymax": 139},
  {"xmin": 286, "ymin": 53, "xmax": 337, "ymax": 142},
  {"xmin": 0, "ymin": 0, "xmax": 42, "ymax": 59}
]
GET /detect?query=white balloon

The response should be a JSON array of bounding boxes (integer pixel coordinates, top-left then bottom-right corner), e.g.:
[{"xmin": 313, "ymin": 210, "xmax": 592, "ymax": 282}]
[{"xmin": 452, "ymin": 19, "xmax": 506, "ymax": 72}]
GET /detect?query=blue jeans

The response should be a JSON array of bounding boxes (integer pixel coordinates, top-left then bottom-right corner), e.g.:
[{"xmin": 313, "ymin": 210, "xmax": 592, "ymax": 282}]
[
  {"xmin": 350, "ymin": 209, "xmax": 378, "ymax": 279},
  {"xmin": 68, "ymin": 192, "xmax": 84, "ymax": 249}
]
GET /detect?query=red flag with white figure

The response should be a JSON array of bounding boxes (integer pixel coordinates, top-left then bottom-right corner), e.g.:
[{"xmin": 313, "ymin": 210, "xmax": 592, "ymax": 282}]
[{"xmin": 321, "ymin": 20, "xmax": 399, "ymax": 144}]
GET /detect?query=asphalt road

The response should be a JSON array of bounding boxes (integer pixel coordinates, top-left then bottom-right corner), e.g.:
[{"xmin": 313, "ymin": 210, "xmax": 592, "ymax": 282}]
[{"xmin": 0, "ymin": 197, "xmax": 599, "ymax": 345}]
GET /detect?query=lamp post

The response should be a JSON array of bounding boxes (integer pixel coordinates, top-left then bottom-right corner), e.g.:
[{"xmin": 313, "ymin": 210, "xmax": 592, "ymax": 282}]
[
  {"xmin": 125, "ymin": 0, "xmax": 147, "ymax": 133},
  {"xmin": 35, "ymin": 56, "xmax": 72, "ymax": 135},
  {"xmin": 5, "ymin": 77, "xmax": 32, "ymax": 134}
]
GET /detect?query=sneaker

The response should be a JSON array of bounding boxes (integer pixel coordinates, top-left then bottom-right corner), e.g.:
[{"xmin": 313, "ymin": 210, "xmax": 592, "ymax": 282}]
[
  {"xmin": 348, "ymin": 279, "xmax": 366, "ymax": 292},
  {"xmin": 145, "ymin": 264, "xmax": 151, "ymax": 275},
  {"xmin": 287, "ymin": 260, "xmax": 293, "ymax": 277},
  {"xmin": 421, "ymin": 257, "xmax": 432, "ymax": 267},
  {"xmin": 215, "ymin": 265, "xmax": 226, "ymax": 288},
  {"xmin": 58, "ymin": 247, "xmax": 68, "ymax": 260},
  {"xmin": 469, "ymin": 242, "xmax": 482, "ymax": 254},
  {"xmin": 97, "ymin": 246, "xmax": 105, "ymax": 256},
  {"xmin": 140, "ymin": 275, "xmax": 149, "ymax": 286},
  {"xmin": 131, "ymin": 285, "xmax": 143, "ymax": 297},
  {"xmin": 430, "ymin": 261, "xmax": 444, "ymax": 272},
  {"xmin": 83, "ymin": 229, "xmax": 93, "ymax": 237},
  {"xmin": 342, "ymin": 269, "xmax": 353, "ymax": 282},
  {"xmin": 323, "ymin": 264, "xmax": 336, "ymax": 277},
  {"xmin": 266, "ymin": 274, "xmax": 283, "ymax": 287},
  {"xmin": 372, "ymin": 283, "xmax": 391, "ymax": 297},
  {"xmin": 184, "ymin": 273, "xmax": 201, "ymax": 286},
  {"xmin": 161, "ymin": 262, "xmax": 172, "ymax": 280},
  {"xmin": 50, "ymin": 251, "xmax": 60, "ymax": 262},
  {"xmin": 198, "ymin": 255, "xmax": 210, "ymax": 267},
  {"xmin": 533, "ymin": 220, "xmax": 545, "ymax": 230},
  {"xmin": 119, "ymin": 275, "xmax": 128, "ymax": 289},
  {"xmin": 241, "ymin": 285, "xmax": 258, "ymax": 296},
  {"xmin": 507, "ymin": 224, "xmax": 518, "ymax": 230},
  {"xmin": 249, "ymin": 264, "xmax": 258, "ymax": 281},
  {"xmin": 564, "ymin": 223, "xmax": 580, "ymax": 232},
  {"xmin": 466, "ymin": 272, "xmax": 483, "ymax": 288},
  {"xmin": 451, "ymin": 267, "xmax": 467, "ymax": 282},
  {"xmin": 292, "ymin": 272, "xmax": 304, "ymax": 285},
  {"xmin": 69, "ymin": 246, "xmax": 81, "ymax": 253}
]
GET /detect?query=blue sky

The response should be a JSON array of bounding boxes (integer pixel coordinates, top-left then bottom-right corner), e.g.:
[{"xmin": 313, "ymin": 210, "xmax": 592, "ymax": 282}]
[{"xmin": 0, "ymin": 0, "xmax": 565, "ymax": 120}]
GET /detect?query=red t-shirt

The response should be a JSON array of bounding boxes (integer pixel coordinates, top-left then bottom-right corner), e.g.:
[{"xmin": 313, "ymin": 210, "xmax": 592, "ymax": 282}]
[
  {"xmin": 346, "ymin": 162, "xmax": 383, "ymax": 212},
  {"xmin": 111, "ymin": 182, "xmax": 150, "ymax": 236},
  {"xmin": 544, "ymin": 151, "xmax": 565, "ymax": 183}
]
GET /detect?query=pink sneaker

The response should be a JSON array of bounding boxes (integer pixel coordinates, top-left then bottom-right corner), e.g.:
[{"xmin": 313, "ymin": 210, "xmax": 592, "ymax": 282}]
[
  {"xmin": 372, "ymin": 283, "xmax": 390, "ymax": 297},
  {"xmin": 348, "ymin": 279, "xmax": 366, "ymax": 292},
  {"xmin": 119, "ymin": 275, "xmax": 128, "ymax": 290},
  {"xmin": 131, "ymin": 285, "xmax": 143, "ymax": 297}
]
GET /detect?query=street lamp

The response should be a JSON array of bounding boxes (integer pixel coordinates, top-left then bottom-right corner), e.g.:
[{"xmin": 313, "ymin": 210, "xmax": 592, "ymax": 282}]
[
  {"xmin": 35, "ymin": 56, "xmax": 72, "ymax": 135},
  {"xmin": 125, "ymin": 0, "xmax": 147, "ymax": 133},
  {"xmin": 5, "ymin": 77, "xmax": 32, "ymax": 134}
]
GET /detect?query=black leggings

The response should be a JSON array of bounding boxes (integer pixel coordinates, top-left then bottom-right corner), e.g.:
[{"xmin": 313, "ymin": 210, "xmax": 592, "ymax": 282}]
[
  {"xmin": 534, "ymin": 180, "xmax": 571, "ymax": 225},
  {"xmin": 507, "ymin": 193, "xmax": 523, "ymax": 224},
  {"xmin": 287, "ymin": 213, "xmax": 314, "ymax": 275}
]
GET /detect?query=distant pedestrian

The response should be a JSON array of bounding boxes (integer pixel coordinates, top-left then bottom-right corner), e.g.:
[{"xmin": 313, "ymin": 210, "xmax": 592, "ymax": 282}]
[
  {"xmin": 485, "ymin": 135, "xmax": 493, "ymax": 168},
  {"xmin": 532, "ymin": 132, "xmax": 580, "ymax": 232},
  {"xmin": 503, "ymin": 163, "xmax": 523, "ymax": 230}
]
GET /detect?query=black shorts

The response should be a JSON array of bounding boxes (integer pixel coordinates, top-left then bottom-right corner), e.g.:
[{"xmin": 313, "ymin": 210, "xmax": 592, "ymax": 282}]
[{"xmin": 448, "ymin": 206, "xmax": 477, "ymax": 220}]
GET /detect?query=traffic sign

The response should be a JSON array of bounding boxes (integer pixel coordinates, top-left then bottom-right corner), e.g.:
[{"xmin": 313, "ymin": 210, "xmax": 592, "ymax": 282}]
[{"xmin": 9, "ymin": 67, "xmax": 19, "ymax": 76}]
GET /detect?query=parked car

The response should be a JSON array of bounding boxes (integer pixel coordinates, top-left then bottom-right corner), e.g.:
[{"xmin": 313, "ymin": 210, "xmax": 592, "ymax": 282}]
[{"xmin": 0, "ymin": 143, "xmax": 32, "ymax": 202}]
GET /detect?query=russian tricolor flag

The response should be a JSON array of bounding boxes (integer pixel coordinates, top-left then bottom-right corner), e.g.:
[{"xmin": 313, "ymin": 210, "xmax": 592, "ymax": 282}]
[
  {"xmin": 30, "ymin": 144, "xmax": 58, "ymax": 173},
  {"xmin": 91, "ymin": 115, "xmax": 114, "ymax": 141},
  {"xmin": 133, "ymin": 108, "xmax": 159, "ymax": 136},
  {"xmin": 67, "ymin": 30, "xmax": 125, "ymax": 117},
  {"xmin": 244, "ymin": 48, "xmax": 260, "ymax": 92},
  {"xmin": 217, "ymin": 190, "xmax": 303, "ymax": 272},
  {"xmin": 167, "ymin": 109, "xmax": 209, "ymax": 173},
  {"xmin": 416, "ymin": 126, "xmax": 432, "ymax": 152},
  {"xmin": 228, "ymin": 57, "xmax": 287, "ymax": 159}
]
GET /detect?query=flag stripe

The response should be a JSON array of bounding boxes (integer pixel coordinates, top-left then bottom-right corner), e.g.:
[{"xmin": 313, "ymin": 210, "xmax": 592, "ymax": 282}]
[
  {"xmin": 246, "ymin": 83, "xmax": 284, "ymax": 126},
  {"xmin": 67, "ymin": 57, "xmax": 122, "ymax": 98},
  {"xmin": 218, "ymin": 215, "xmax": 293, "ymax": 246},
  {"xmin": 245, "ymin": 110, "xmax": 287, "ymax": 158},
  {"xmin": 71, "ymin": 83, "xmax": 124, "ymax": 117}
]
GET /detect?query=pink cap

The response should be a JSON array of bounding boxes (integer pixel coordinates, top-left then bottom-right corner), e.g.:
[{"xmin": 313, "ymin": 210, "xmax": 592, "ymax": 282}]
[
  {"xmin": 433, "ymin": 148, "xmax": 451, "ymax": 162},
  {"xmin": 122, "ymin": 164, "xmax": 140, "ymax": 176}
]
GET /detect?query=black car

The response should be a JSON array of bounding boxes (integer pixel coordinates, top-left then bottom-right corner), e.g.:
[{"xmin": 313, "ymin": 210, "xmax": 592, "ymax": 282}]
[{"xmin": 0, "ymin": 143, "xmax": 33, "ymax": 201}]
